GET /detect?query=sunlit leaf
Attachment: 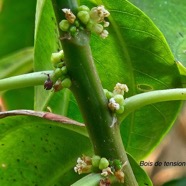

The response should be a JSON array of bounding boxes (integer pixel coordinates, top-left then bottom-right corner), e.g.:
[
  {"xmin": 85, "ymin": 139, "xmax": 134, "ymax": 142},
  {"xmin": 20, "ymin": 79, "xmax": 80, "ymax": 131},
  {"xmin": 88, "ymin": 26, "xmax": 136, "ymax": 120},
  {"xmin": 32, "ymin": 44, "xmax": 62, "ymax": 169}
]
[{"xmin": 0, "ymin": 115, "xmax": 91, "ymax": 185}]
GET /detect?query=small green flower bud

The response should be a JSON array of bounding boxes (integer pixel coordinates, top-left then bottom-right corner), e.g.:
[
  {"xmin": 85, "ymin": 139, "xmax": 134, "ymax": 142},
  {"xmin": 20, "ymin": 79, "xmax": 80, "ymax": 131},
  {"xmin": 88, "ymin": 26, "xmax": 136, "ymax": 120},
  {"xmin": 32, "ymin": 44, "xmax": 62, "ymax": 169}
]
[
  {"xmin": 78, "ymin": 5, "xmax": 90, "ymax": 12},
  {"xmin": 74, "ymin": 20, "xmax": 80, "ymax": 27},
  {"xmin": 77, "ymin": 11, "xmax": 90, "ymax": 25},
  {"xmin": 90, "ymin": 7, "xmax": 101, "ymax": 23},
  {"xmin": 104, "ymin": 89, "xmax": 113, "ymax": 99},
  {"xmin": 51, "ymin": 50, "xmax": 64, "ymax": 65},
  {"xmin": 56, "ymin": 62, "xmax": 64, "ymax": 68},
  {"xmin": 113, "ymin": 159, "xmax": 122, "ymax": 171},
  {"xmin": 92, "ymin": 23, "xmax": 103, "ymax": 34},
  {"xmin": 116, "ymin": 105, "xmax": 124, "ymax": 114},
  {"xmin": 99, "ymin": 158, "xmax": 109, "ymax": 170},
  {"xmin": 92, "ymin": 155, "xmax": 101, "ymax": 168},
  {"xmin": 59, "ymin": 20, "xmax": 70, "ymax": 31},
  {"xmin": 62, "ymin": 78, "xmax": 72, "ymax": 88},
  {"xmin": 70, "ymin": 26, "xmax": 77, "ymax": 36},
  {"xmin": 54, "ymin": 68, "xmax": 63, "ymax": 78},
  {"xmin": 114, "ymin": 94, "xmax": 124, "ymax": 105},
  {"xmin": 61, "ymin": 66, "xmax": 67, "ymax": 75},
  {"xmin": 86, "ymin": 20, "xmax": 94, "ymax": 30}
]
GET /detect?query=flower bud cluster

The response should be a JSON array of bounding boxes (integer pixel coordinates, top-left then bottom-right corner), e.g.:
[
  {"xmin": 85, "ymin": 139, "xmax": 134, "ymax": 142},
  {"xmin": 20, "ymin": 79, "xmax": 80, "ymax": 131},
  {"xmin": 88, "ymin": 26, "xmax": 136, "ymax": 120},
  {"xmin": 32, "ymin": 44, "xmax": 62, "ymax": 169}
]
[
  {"xmin": 44, "ymin": 50, "xmax": 71, "ymax": 91},
  {"xmin": 74, "ymin": 155, "xmax": 125, "ymax": 184},
  {"xmin": 59, "ymin": 5, "xmax": 110, "ymax": 39},
  {"xmin": 104, "ymin": 83, "xmax": 129, "ymax": 115}
]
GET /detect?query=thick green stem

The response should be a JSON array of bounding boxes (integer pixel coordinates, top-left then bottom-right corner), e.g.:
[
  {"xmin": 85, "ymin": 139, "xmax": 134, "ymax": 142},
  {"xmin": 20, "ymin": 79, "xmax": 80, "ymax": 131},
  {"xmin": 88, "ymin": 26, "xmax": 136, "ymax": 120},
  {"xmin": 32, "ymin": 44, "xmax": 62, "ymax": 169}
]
[
  {"xmin": 53, "ymin": 1, "xmax": 138, "ymax": 185},
  {"xmin": 62, "ymin": 32, "xmax": 137, "ymax": 186},
  {"xmin": 0, "ymin": 71, "xmax": 53, "ymax": 91}
]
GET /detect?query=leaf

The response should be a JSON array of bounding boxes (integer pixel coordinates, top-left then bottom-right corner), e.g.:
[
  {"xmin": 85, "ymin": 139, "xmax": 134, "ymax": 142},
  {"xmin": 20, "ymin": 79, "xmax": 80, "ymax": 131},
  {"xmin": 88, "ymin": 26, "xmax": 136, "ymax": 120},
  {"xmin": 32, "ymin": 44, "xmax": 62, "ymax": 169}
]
[
  {"xmin": 0, "ymin": 0, "xmax": 36, "ymax": 57},
  {"xmin": 127, "ymin": 153, "xmax": 152, "ymax": 186},
  {"xmin": 0, "ymin": 48, "xmax": 33, "ymax": 79},
  {"xmin": 0, "ymin": 114, "xmax": 91, "ymax": 185},
  {"xmin": 79, "ymin": 0, "xmax": 182, "ymax": 160},
  {"xmin": 2, "ymin": 87, "xmax": 34, "ymax": 110},
  {"xmin": 129, "ymin": 0, "xmax": 186, "ymax": 65}
]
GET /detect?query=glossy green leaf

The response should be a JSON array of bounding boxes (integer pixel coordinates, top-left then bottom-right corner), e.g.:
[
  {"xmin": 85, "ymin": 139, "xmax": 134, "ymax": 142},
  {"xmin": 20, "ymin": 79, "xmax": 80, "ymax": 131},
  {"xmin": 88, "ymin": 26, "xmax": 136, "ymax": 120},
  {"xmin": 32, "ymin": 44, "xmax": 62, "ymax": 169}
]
[
  {"xmin": 0, "ymin": 0, "xmax": 36, "ymax": 57},
  {"xmin": 129, "ymin": 0, "xmax": 186, "ymax": 64},
  {"xmin": 0, "ymin": 115, "xmax": 91, "ymax": 185},
  {"xmin": 79, "ymin": 0, "xmax": 182, "ymax": 160}
]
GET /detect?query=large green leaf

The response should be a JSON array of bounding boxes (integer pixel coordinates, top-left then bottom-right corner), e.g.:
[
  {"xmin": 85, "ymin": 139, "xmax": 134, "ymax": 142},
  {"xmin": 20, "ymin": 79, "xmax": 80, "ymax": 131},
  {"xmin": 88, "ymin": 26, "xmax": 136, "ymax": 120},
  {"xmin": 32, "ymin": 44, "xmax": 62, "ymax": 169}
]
[
  {"xmin": 0, "ymin": 0, "xmax": 36, "ymax": 57},
  {"xmin": 129, "ymin": 0, "xmax": 186, "ymax": 64},
  {"xmin": 0, "ymin": 115, "xmax": 91, "ymax": 185},
  {"xmin": 79, "ymin": 0, "xmax": 182, "ymax": 160}
]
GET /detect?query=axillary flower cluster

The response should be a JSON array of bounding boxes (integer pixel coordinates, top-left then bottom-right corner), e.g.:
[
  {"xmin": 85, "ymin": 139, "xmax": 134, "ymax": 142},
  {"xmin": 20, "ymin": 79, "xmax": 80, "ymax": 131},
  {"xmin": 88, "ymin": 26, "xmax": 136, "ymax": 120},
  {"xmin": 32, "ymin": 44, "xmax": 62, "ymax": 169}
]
[
  {"xmin": 59, "ymin": 5, "xmax": 110, "ymax": 39},
  {"xmin": 43, "ymin": 50, "xmax": 72, "ymax": 92},
  {"xmin": 104, "ymin": 83, "xmax": 129, "ymax": 127},
  {"xmin": 74, "ymin": 155, "xmax": 127, "ymax": 185}
]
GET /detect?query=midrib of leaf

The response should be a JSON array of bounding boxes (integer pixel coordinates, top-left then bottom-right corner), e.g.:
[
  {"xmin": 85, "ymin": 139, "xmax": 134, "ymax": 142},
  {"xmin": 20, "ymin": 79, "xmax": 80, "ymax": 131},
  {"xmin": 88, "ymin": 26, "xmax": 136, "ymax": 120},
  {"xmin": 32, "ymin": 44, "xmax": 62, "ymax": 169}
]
[
  {"xmin": 34, "ymin": 0, "xmax": 46, "ymax": 40},
  {"xmin": 97, "ymin": 0, "xmax": 136, "ymax": 93}
]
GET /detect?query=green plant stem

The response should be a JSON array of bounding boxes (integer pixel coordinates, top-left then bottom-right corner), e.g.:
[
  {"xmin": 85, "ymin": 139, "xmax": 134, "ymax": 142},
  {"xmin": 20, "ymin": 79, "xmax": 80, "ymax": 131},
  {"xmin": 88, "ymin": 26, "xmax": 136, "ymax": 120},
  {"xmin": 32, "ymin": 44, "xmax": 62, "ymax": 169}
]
[
  {"xmin": 0, "ymin": 71, "xmax": 53, "ymax": 91},
  {"xmin": 62, "ymin": 34, "xmax": 137, "ymax": 186},
  {"xmin": 53, "ymin": 1, "xmax": 138, "ymax": 185},
  {"xmin": 119, "ymin": 88, "xmax": 186, "ymax": 122}
]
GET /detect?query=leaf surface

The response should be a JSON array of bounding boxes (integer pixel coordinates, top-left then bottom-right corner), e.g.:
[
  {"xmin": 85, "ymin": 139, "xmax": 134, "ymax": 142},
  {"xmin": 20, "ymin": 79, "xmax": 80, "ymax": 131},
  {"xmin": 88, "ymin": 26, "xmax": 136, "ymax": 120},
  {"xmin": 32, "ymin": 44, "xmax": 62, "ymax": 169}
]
[
  {"xmin": 0, "ymin": 48, "xmax": 33, "ymax": 79},
  {"xmin": 0, "ymin": 0, "xmax": 36, "ymax": 57},
  {"xmin": 0, "ymin": 115, "xmax": 91, "ymax": 185},
  {"xmin": 129, "ymin": 0, "xmax": 186, "ymax": 65}
]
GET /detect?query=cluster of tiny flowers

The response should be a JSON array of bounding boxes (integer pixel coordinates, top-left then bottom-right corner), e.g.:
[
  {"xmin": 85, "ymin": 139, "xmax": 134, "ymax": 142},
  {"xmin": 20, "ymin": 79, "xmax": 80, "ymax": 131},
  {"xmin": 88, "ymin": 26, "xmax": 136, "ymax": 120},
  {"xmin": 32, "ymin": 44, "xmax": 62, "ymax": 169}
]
[
  {"xmin": 74, "ymin": 156, "xmax": 92, "ymax": 174},
  {"xmin": 43, "ymin": 50, "xmax": 71, "ymax": 91},
  {"xmin": 74, "ymin": 155, "xmax": 126, "ymax": 184},
  {"xmin": 59, "ymin": 5, "xmax": 110, "ymax": 39},
  {"xmin": 108, "ymin": 98, "xmax": 120, "ymax": 111},
  {"xmin": 105, "ymin": 83, "xmax": 129, "ymax": 115},
  {"xmin": 113, "ymin": 83, "xmax": 129, "ymax": 95}
]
